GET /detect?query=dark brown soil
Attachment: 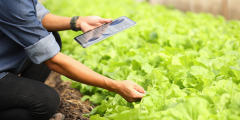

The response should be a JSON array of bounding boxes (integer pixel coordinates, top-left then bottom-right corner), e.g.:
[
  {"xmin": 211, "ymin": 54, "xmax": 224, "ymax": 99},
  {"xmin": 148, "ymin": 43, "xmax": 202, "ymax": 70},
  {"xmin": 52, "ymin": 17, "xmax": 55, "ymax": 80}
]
[{"xmin": 45, "ymin": 71, "xmax": 94, "ymax": 120}]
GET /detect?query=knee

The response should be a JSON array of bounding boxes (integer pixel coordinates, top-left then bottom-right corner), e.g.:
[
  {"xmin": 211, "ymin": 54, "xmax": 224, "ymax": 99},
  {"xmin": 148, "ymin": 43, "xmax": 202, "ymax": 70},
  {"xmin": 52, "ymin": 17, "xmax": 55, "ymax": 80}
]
[
  {"xmin": 42, "ymin": 87, "xmax": 60, "ymax": 114},
  {"xmin": 30, "ymin": 86, "xmax": 60, "ymax": 120}
]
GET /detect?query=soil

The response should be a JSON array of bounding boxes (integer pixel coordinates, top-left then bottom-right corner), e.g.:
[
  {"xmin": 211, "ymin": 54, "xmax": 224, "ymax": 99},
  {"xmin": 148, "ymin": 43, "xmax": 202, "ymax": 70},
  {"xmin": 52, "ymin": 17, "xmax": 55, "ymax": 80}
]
[{"xmin": 45, "ymin": 71, "xmax": 94, "ymax": 120}]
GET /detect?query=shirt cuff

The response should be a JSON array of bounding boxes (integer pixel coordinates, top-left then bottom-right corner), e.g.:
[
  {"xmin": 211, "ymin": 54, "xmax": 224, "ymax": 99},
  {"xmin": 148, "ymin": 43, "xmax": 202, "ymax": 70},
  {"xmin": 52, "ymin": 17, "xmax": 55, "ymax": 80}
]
[
  {"xmin": 24, "ymin": 33, "xmax": 60, "ymax": 64},
  {"xmin": 36, "ymin": 2, "xmax": 50, "ymax": 21}
]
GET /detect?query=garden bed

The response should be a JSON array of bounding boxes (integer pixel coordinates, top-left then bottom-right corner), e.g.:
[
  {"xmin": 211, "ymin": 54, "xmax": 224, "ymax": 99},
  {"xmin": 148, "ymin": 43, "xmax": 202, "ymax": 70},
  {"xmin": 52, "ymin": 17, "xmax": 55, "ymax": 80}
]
[{"xmin": 45, "ymin": 72, "xmax": 94, "ymax": 120}]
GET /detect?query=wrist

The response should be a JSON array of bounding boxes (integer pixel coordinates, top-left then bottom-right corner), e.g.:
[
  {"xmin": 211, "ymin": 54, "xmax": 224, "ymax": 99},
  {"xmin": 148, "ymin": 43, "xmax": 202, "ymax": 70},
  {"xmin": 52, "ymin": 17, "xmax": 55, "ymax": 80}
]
[
  {"xmin": 103, "ymin": 77, "xmax": 119, "ymax": 92},
  {"xmin": 76, "ymin": 17, "xmax": 85, "ymax": 30},
  {"xmin": 70, "ymin": 16, "xmax": 80, "ymax": 31}
]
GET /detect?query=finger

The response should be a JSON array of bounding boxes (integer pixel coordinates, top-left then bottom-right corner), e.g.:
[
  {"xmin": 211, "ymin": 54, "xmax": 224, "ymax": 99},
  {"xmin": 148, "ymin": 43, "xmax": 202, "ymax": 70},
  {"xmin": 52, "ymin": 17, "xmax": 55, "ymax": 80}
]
[
  {"xmin": 135, "ymin": 90, "xmax": 145, "ymax": 97},
  {"xmin": 90, "ymin": 23, "xmax": 102, "ymax": 29},
  {"xmin": 129, "ymin": 98, "xmax": 142, "ymax": 102},
  {"xmin": 100, "ymin": 18, "xmax": 112, "ymax": 23},
  {"xmin": 96, "ymin": 23, "xmax": 103, "ymax": 27},
  {"xmin": 134, "ymin": 98, "xmax": 142, "ymax": 102},
  {"xmin": 134, "ymin": 83, "xmax": 146, "ymax": 94},
  {"xmin": 133, "ymin": 90, "xmax": 144, "ymax": 98}
]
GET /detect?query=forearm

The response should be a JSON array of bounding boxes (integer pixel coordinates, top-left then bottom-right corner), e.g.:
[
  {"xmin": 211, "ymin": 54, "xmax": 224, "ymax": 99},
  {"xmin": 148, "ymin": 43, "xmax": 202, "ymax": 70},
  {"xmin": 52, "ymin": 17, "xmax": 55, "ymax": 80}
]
[
  {"xmin": 42, "ymin": 14, "xmax": 113, "ymax": 33},
  {"xmin": 44, "ymin": 52, "xmax": 119, "ymax": 92},
  {"xmin": 41, "ymin": 13, "xmax": 72, "ymax": 31}
]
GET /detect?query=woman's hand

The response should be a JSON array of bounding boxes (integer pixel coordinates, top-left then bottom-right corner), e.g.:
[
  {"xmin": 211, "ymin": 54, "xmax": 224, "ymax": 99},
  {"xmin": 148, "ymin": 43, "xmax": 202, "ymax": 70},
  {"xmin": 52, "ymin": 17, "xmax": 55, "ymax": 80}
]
[
  {"xmin": 77, "ymin": 16, "xmax": 112, "ymax": 33},
  {"xmin": 112, "ymin": 80, "xmax": 146, "ymax": 102}
]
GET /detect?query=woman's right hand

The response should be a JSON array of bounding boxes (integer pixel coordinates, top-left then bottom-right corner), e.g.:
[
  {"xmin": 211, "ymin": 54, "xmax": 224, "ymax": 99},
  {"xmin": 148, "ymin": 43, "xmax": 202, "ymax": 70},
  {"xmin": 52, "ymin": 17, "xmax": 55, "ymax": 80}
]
[{"xmin": 112, "ymin": 80, "xmax": 146, "ymax": 102}]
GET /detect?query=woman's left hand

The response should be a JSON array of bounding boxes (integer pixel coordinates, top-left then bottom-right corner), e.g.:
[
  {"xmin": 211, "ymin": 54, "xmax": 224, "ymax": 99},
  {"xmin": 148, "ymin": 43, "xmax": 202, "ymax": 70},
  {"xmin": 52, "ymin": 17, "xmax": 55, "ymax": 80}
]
[{"xmin": 77, "ymin": 16, "xmax": 112, "ymax": 32}]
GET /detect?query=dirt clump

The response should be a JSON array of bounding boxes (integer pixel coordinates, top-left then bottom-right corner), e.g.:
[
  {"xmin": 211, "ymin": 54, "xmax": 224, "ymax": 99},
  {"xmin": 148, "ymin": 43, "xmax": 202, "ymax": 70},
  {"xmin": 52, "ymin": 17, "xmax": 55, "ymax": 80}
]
[{"xmin": 45, "ymin": 72, "xmax": 94, "ymax": 120}]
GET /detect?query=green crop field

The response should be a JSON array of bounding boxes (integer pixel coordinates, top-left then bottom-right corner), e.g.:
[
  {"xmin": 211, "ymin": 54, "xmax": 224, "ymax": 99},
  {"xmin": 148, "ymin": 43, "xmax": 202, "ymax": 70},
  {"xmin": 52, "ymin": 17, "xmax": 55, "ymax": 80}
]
[{"xmin": 43, "ymin": 0, "xmax": 240, "ymax": 119}]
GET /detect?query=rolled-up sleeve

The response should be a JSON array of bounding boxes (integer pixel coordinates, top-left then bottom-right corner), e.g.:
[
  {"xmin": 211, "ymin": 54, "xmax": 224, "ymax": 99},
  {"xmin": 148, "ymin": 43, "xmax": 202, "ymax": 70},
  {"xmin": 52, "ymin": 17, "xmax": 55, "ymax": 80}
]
[
  {"xmin": 0, "ymin": 0, "xmax": 60, "ymax": 64},
  {"xmin": 36, "ymin": 2, "xmax": 49, "ymax": 21},
  {"xmin": 25, "ymin": 33, "xmax": 60, "ymax": 64}
]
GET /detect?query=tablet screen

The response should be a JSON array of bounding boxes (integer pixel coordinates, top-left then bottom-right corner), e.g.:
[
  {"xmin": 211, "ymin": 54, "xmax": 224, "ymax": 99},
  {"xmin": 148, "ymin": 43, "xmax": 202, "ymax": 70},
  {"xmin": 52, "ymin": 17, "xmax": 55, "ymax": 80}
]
[{"xmin": 74, "ymin": 16, "xmax": 137, "ymax": 48}]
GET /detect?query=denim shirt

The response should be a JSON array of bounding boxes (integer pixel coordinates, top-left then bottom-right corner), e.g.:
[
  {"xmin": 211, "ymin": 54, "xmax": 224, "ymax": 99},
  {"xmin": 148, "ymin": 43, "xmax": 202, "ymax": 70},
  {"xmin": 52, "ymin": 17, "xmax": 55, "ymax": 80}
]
[{"xmin": 0, "ymin": 0, "xmax": 60, "ymax": 79}]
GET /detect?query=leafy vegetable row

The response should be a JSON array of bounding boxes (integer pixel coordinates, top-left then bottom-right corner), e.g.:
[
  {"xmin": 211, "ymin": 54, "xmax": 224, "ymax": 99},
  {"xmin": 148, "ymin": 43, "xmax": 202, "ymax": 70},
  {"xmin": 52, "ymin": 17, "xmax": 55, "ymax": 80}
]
[{"xmin": 43, "ymin": 0, "xmax": 240, "ymax": 119}]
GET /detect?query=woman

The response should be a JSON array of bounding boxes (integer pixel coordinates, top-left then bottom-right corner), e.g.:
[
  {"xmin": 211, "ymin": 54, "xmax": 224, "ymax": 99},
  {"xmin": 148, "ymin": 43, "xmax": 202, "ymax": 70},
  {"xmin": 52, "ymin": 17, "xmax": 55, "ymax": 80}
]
[{"xmin": 0, "ymin": 0, "xmax": 145, "ymax": 120}]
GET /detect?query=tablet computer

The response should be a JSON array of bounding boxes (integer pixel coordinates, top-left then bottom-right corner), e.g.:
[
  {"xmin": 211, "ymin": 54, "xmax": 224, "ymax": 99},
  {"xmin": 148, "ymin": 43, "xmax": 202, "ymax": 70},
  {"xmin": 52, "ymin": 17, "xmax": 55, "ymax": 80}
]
[{"xmin": 74, "ymin": 16, "xmax": 137, "ymax": 48}]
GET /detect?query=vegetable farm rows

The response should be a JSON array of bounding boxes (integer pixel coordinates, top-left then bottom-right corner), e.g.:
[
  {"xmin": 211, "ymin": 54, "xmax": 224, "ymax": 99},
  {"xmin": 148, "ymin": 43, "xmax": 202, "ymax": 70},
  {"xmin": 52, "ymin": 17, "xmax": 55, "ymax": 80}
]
[{"xmin": 43, "ymin": 0, "xmax": 240, "ymax": 119}]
